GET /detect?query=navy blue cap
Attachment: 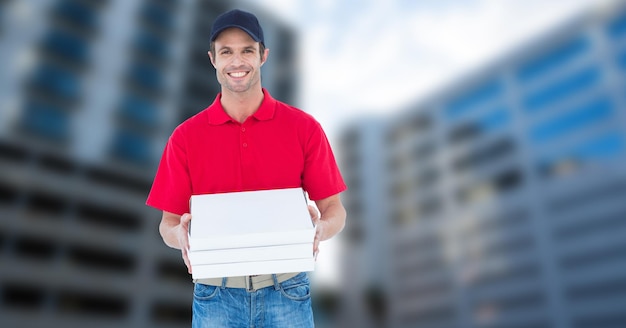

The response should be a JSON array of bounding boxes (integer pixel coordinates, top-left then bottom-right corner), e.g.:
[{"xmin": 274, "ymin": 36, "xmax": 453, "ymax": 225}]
[{"xmin": 210, "ymin": 9, "xmax": 265, "ymax": 46}]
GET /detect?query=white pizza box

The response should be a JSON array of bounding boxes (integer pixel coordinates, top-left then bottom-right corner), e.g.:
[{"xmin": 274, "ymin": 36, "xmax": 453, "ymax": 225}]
[
  {"xmin": 188, "ymin": 187, "xmax": 315, "ymax": 251},
  {"xmin": 188, "ymin": 243, "xmax": 313, "ymax": 265},
  {"xmin": 191, "ymin": 258, "xmax": 315, "ymax": 280}
]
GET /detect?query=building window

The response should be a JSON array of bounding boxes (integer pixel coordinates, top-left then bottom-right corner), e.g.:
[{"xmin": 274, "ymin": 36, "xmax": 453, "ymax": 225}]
[
  {"xmin": 111, "ymin": 129, "xmax": 152, "ymax": 165},
  {"xmin": 391, "ymin": 203, "xmax": 416, "ymax": 227},
  {"xmin": 57, "ymin": 290, "xmax": 129, "ymax": 318},
  {"xmin": 457, "ymin": 168, "xmax": 523, "ymax": 204},
  {"xmin": 516, "ymin": 35, "xmax": 590, "ymax": 83},
  {"xmin": 118, "ymin": 94, "xmax": 160, "ymax": 129},
  {"xmin": 554, "ymin": 207, "xmax": 626, "ymax": 243},
  {"xmin": 522, "ymin": 65, "xmax": 601, "ymax": 112},
  {"xmin": 453, "ymin": 137, "xmax": 515, "ymax": 172},
  {"xmin": 529, "ymin": 95, "xmax": 614, "ymax": 143},
  {"xmin": 133, "ymin": 30, "xmax": 169, "ymax": 62},
  {"xmin": 412, "ymin": 141, "xmax": 436, "ymax": 162},
  {"xmin": 386, "ymin": 114, "xmax": 431, "ymax": 145},
  {"xmin": 387, "ymin": 151, "xmax": 412, "ymax": 173},
  {"xmin": 445, "ymin": 79, "xmax": 504, "ymax": 120},
  {"xmin": 548, "ymin": 178, "xmax": 626, "ymax": 214},
  {"xmin": 128, "ymin": 62, "xmax": 163, "ymax": 93},
  {"xmin": 448, "ymin": 107, "xmax": 510, "ymax": 144},
  {"xmin": 29, "ymin": 63, "xmax": 81, "ymax": 103},
  {"xmin": 52, "ymin": 0, "xmax": 98, "ymax": 34},
  {"xmin": 537, "ymin": 131, "xmax": 624, "ymax": 178},
  {"xmin": 20, "ymin": 101, "xmax": 71, "ymax": 141},
  {"xmin": 140, "ymin": 3, "xmax": 173, "ymax": 34},
  {"xmin": 40, "ymin": 28, "xmax": 89, "ymax": 67}
]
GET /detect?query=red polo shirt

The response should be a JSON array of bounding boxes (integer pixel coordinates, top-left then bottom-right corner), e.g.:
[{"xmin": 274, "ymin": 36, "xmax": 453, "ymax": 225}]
[{"xmin": 146, "ymin": 89, "xmax": 347, "ymax": 216}]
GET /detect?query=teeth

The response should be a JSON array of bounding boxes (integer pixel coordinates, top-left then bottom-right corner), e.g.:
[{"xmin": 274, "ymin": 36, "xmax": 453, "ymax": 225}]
[{"xmin": 230, "ymin": 72, "xmax": 247, "ymax": 78}]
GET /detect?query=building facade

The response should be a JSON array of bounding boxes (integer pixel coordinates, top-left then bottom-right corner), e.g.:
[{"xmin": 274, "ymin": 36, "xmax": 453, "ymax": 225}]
[
  {"xmin": 338, "ymin": 2, "xmax": 626, "ymax": 328},
  {"xmin": 0, "ymin": 1, "xmax": 296, "ymax": 327}
]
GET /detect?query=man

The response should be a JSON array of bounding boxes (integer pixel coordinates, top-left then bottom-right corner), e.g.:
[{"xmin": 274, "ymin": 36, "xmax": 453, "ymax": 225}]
[{"xmin": 146, "ymin": 9, "xmax": 347, "ymax": 327}]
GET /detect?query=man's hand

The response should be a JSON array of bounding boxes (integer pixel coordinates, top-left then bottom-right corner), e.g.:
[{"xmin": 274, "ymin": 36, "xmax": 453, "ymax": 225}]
[
  {"xmin": 308, "ymin": 194, "xmax": 346, "ymax": 261},
  {"xmin": 309, "ymin": 204, "xmax": 322, "ymax": 260},
  {"xmin": 160, "ymin": 211, "xmax": 193, "ymax": 274},
  {"xmin": 178, "ymin": 213, "xmax": 192, "ymax": 273}
]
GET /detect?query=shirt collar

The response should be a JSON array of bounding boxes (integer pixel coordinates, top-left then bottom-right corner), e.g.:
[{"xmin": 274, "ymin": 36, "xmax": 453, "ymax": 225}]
[{"xmin": 207, "ymin": 88, "xmax": 276, "ymax": 125}]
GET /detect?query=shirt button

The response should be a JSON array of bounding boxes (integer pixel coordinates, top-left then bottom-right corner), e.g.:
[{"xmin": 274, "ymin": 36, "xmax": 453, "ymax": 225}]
[
  {"xmin": 243, "ymin": 143, "xmax": 248, "ymax": 148},
  {"xmin": 241, "ymin": 127, "xmax": 246, "ymax": 132}
]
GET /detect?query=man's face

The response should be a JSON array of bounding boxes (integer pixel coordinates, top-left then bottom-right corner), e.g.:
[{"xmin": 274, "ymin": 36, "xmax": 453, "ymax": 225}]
[{"xmin": 209, "ymin": 27, "xmax": 268, "ymax": 94}]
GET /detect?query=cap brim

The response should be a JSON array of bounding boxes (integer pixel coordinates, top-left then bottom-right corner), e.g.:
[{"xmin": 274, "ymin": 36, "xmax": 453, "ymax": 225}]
[{"xmin": 211, "ymin": 25, "xmax": 263, "ymax": 43}]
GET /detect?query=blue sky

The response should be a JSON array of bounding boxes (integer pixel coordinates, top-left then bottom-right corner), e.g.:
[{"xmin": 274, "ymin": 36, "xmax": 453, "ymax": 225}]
[
  {"xmin": 244, "ymin": 0, "xmax": 606, "ymax": 287},
  {"xmin": 247, "ymin": 0, "xmax": 603, "ymax": 138}
]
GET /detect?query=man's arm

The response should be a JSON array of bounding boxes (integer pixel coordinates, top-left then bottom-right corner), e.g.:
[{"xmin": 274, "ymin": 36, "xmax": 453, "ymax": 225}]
[
  {"xmin": 309, "ymin": 193, "xmax": 347, "ymax": 257},
  {"xmin": 159, "ymin": 211, "xmax": 192, "ymax": 273}
]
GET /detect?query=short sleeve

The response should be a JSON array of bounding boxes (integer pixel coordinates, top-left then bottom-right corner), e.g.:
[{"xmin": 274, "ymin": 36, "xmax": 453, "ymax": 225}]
[
  {"xmin": 146, "ymin": 128, "xmax": 193, "ymax": 215},
  {"xmin": 302, "ymin": 122, "xmax": 347, "ymax": 200}
]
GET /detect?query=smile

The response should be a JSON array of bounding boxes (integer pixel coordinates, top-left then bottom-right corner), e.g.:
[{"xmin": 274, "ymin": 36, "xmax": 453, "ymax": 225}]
[{"xmin": 228, "ymin": 71, "xmax": 249, "ymax": 78}]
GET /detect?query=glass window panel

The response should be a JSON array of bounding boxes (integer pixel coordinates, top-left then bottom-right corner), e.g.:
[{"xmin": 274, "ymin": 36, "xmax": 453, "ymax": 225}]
[
  {"xmin": 41, "ymin": 29, "xmax": 89, "ymax": 64},
  {"xmin": 448, "ymin": 107, "xmax": 510, "ymax": 144},
  {"xmin": 538, "ymin": 131, "xmax": 624, "ymax": 178},
  {"xmin": 120, "ymin": 94, "xmax": 159, "ymax": 127},
  {"xmin": 141, "ymin": 3, "xmax": 173, "ymax": 32},
  {"xmin": 129, "ymin": 63, "xmax": 163, "ymax": 92},
  {"xmin": 134, "ymin": 31, "xmax": 168, "ymax": 61},
  {"xmin": 516, "ymin": 36, "xmax": 590, "ymax": 83},
  {"xmin": 31, "ymin": 64, "xmax": 81, "ymax": 101},
  {"xmin": 445, "ymin": 79, "xmax": 504, "ymax": 120},
  {"xmin": 573, "ymin": 131, "xmax": 624, "ymax": 159},
  {"xmin": 21, "ymin": 101, "xmax": 70, "ymax": 140},
  {"xmin": 479, "ymin": 107, "xmax": 510, "ymax": 131},
  {"xmin": 53, "ymin": 0, "xmax": 97, "ymax": 32},
  {"xmin": 530, "ymin": 95, "xmax": 613, "ymax": 143},
  {"xmin": 523, "ymin": 65, "xmax": 601, "ymax": 113},
  {"xmin": 111, "ymin": 130, "xmax": 152, "ymax": 165}
]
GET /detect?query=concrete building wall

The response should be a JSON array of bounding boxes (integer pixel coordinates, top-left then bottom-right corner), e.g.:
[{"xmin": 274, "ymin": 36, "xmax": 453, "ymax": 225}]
[
  {"xmin": 338, "ymin": 2, "xmax": 626, "ymax": 327},
  {"xmin": 0, "ymin": 1, "xmax": 296, "ymax": 327}
]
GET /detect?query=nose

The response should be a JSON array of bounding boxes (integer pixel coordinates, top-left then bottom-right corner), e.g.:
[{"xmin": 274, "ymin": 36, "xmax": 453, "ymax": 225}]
[{"xmin": 231, "ymin": 52, "xmax": 244, "ymax": 65}]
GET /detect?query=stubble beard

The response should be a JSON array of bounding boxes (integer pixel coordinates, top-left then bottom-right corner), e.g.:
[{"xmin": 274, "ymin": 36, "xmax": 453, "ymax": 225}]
[{"xmin": 220, "ymin": 69, "xmax": 260, "ymax": 94}]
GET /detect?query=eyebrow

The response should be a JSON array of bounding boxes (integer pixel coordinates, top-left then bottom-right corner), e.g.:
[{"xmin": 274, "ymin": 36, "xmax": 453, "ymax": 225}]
[{"xmin": 216, "ymin": 45, "xmax": 257, "ymax": 52}]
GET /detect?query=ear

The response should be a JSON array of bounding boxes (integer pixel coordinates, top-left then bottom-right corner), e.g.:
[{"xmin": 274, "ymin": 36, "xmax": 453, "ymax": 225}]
[
  {"xmin": 260, "ymin": 48, "xmax": 270, "ymax": 66},
  {"xmin": 208, "ymin": 50, "xmax": 216, "ymax": 68}
]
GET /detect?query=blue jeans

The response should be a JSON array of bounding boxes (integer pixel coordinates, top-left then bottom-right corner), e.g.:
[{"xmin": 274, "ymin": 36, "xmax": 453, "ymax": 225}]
[{"xmin": 192, "ymin": 272, "xmax": 314, "ymax": 327}]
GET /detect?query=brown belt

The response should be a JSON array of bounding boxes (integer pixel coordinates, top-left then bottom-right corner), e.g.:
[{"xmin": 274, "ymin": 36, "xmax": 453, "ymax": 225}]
[{"xmin": 194, "ymin": 272, "xmax": 300, "ymax": 291}]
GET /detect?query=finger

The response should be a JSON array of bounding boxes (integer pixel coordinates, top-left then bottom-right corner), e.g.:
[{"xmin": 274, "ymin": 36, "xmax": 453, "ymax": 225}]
[
  {"xmin": 182, "ymin": 248, "xmax": 192, "ymax": 274},
  {"xmin": 181, "ymin": 214, "xmax": 192, "ymax": 238},
  {"xmin": 315, "ymin": 220, "xmax": 324, "ymax": 240},
  {"xmin": 313, "ymin": 242, "xmax": 319, "ymax": 261},
  {"xmin": 308, "ymin": 205, "xmax": 319, "ymax": 221},
  {"xmin": 185, "ymin": 259, "xmax": 192, "ymax": 274},
  {"xmin": 179, "ymin": 227, "xmax": 190, "ymax": 249},
  {"xmin": 182, "ymin": 237, "xmax": 190, "ymax": 255}
]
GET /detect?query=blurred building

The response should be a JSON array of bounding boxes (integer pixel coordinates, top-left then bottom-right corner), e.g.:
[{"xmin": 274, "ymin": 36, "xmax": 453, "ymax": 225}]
[
  {"xmin": 338, "ymin": 2, "xmax": 626, "ymax": 328},
  {"xmin": 0, "ymin": 0, "xmax": 295, "ymax": 327}
]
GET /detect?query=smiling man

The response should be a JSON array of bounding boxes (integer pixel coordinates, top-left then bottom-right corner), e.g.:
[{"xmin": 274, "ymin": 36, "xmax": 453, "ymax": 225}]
[{"xmin": 146, "ymin": 9, "xmax": 347, "ymax": 328}]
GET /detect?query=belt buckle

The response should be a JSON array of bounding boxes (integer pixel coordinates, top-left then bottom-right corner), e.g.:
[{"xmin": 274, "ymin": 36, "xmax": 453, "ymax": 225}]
[{"xmin": 245, "ymin": 275, "xmax": 255, "ymax": 292}]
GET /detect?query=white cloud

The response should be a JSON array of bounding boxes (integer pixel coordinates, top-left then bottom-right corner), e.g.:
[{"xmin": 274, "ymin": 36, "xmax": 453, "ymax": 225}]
[
  {"xmin": 302, "ymin": 0, "xmax": 601, "ymax": 120},
  {"xmin": 242, "ymin": 0, "xmax": 603, "ymax": 284}
]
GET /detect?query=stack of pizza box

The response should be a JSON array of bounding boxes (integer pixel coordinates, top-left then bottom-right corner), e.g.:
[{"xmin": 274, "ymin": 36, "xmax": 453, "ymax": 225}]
[{"xmin": 188, "ymin": 188, "xmax": 316, "ymax": 279}]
